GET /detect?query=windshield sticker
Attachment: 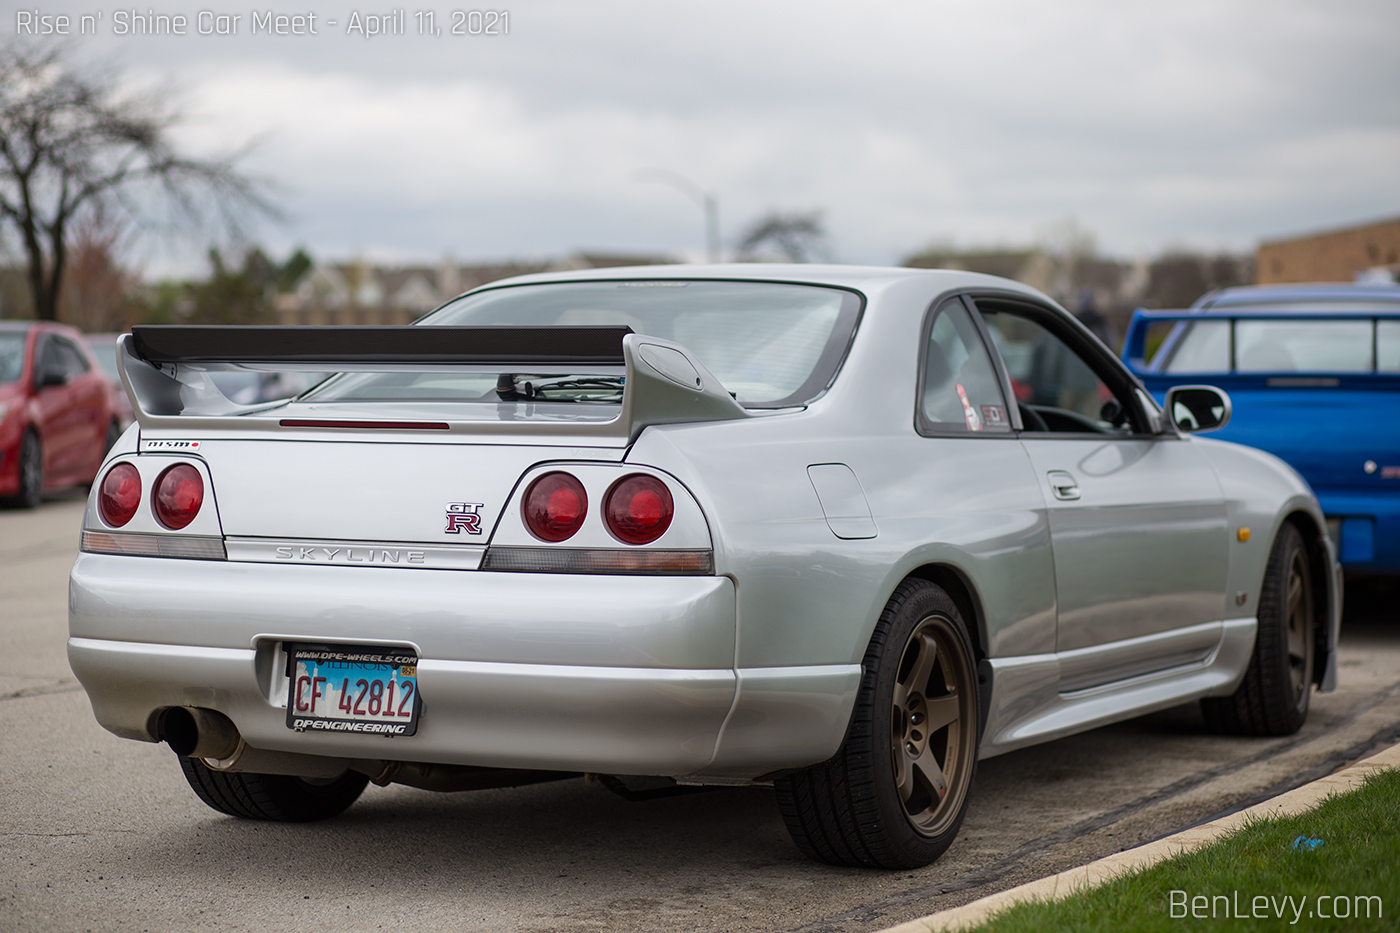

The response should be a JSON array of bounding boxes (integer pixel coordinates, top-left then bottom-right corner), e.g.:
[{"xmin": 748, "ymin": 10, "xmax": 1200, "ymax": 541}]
[
  {"xmin": 981, "ymin": 405, "xmax": 1007, "ymax": 427},
  {"xmin": 956, "ymin": 384, "xmax": 983, "ymax": 431}
]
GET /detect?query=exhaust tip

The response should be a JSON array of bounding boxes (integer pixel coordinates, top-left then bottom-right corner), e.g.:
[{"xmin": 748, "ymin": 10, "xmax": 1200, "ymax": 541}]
[{"xmin": 161, "ymin": 707, "xmax": 240, "ymax": 759}]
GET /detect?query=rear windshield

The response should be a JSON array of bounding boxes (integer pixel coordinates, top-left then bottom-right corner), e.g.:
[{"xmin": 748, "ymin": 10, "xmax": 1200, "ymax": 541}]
[
  {"xmin": 1163, "ymin": 318, "xmax": 1400, "ymax": 374},
  {"xmin": 307, "ymin": 280, "xmax": 862, "ymax": 408},
  {"xmin": 0, "ymin": 332, "xmax": 25, "ymax": 384}
]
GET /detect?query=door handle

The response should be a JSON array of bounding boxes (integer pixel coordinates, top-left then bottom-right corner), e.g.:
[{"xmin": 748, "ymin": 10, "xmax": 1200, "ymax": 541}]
[{"xmin": 1047, "ymin": 471, "xmax": 1080, "ymax": 501}]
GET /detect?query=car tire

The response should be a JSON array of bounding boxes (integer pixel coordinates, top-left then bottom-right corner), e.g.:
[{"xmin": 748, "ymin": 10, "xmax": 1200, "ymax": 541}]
[
  {"xmin": 774, "ymin": 579, "xmax": 979, "ymax": 868},
  {"xmin": 8, "ymin": 431, "xmax": 43, "ymax": 509},
  {"xmin": 178, "ymin": 756, "xmax": 369, "ymax": 822},
  {"xmin": 1201, "ymin": 522, "xmax": 1314, "ymax": 736}
]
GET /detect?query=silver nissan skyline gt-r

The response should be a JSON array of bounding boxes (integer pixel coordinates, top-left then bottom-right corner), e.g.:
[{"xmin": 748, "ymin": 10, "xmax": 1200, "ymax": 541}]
[{"xmin": 69, "ymin": 265, "xmax": 1340, "ymax": 869}]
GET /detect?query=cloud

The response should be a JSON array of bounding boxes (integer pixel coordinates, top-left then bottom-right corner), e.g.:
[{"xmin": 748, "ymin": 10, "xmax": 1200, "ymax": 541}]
[{"xmin": 72, "ymin": 0, "xmax": 1400, "ymax": 269}]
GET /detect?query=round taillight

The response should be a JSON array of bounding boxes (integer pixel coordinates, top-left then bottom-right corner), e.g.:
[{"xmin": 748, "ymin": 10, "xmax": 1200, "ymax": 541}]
[
  {"xmin": 98, "ymin": 462, "xmax": 142, "ymax": 527},
  {"xmin": 604, "ymin": 474, "xmax": 674, "ymax": 545},
  {"xmin": 153, "ymin": 463, "xmax": 204, "ymax": 530},
  {"xmin": 522, "ymin": 472, "xmax": 587, "ymax": 542}
]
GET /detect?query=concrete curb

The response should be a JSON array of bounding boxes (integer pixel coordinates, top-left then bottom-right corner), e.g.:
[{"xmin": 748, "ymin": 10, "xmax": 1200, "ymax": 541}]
[{"xmin": 877, "ymin": 742, "xmax": 1400, "ymax": 933}]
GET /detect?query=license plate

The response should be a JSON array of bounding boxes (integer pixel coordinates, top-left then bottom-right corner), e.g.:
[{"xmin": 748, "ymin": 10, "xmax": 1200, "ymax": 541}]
[{"xmin": 285, "ymin": 644, "xmax": 419, "ymax": 736}]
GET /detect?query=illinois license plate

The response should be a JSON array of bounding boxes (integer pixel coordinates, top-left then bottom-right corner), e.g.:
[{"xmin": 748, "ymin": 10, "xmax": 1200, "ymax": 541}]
[{"xmin": 285, "ymin": 644, "xmax": 420, "ymax": 736}]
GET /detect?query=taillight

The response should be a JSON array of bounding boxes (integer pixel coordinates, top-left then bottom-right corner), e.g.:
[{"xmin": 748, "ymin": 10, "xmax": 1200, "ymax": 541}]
[
  {"xmin": 522, "ymin": 472, "xmax": 587, "ymax": 542},
  {"xmin": 153, "ymin": 464, "xmax": 204, "ymax": 530},
  {"xmin": 604, "ymin": 474, "xmax": 674, "ymax": 545},
  {"xmin": 98, "ymin": 462, "xmax": 142, "ymax": 527}
]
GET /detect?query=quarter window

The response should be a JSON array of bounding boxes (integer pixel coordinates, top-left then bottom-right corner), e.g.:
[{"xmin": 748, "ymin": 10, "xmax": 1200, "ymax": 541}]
[{"xmin": 919, "ymin": 299, "xmax": 1010, "ymax": 433}]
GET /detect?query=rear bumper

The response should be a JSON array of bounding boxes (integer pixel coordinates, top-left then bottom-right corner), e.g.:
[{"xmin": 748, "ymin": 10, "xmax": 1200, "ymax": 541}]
[
  {"xmin": 67, "ymin": 554, "xmax": 859, "ymax": 778},
  {"xmin": 68, "ymin": 635, "xmax": 737, "ymax": 775}
]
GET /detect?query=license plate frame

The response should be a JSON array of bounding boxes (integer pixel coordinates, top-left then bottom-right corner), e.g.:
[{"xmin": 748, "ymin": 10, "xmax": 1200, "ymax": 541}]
[{"xmin": 285, "ymin": 643, "xmax": 420, "ymax": 737}]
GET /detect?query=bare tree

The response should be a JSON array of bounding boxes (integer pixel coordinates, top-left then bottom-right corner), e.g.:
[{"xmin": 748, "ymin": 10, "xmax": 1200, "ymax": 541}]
[
  {"xmin": 58, "ymin": 206, "xmax": 136, "ymax": 331},
  {"xmin": 737, "ymin": 210, "xmax": 829, "ymax": 263},
  {"xmin": 0, "ymin": 45, "xmax": 275, "ymax": 321}
]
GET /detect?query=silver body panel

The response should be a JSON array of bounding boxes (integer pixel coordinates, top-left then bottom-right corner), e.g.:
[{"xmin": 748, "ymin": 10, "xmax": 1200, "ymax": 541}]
[{"xmin": 70, "ymin": 264, "xmax": 1340, "ymax": 780}]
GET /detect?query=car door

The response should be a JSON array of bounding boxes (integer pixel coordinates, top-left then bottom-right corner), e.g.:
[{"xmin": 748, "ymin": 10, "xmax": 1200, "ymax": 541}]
[
  {"xmin": 973, "ymin": 296, "xmax": 1229, "ymax": 692},
  {"xmin": 909, "ymin": 296, "xmax": 1058, "ymax": 661},
  {"xmin": 52, "ymin": 335, "xmax": 109, "ymax": 478},
  {"xmin": 32, "ymin": 334, "xmax": 83, "ymax": 476}
]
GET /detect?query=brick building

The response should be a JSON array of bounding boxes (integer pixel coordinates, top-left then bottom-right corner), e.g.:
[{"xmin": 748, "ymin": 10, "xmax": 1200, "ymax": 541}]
[{"xmin": 1256, "ymin": 216, "xmax": 1400, "ymax": 285}]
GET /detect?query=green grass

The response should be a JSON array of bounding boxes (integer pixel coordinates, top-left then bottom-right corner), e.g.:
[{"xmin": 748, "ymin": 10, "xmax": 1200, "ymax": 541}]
[{"xmin": 962, "ymin": 768, "xmax": 1400, "ymax": 932}]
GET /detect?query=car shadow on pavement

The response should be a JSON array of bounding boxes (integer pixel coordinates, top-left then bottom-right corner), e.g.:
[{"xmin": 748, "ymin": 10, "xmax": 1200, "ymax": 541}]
[{"xmin": 110, "ymin": 778, "xmax": 864, "ymax": 930}]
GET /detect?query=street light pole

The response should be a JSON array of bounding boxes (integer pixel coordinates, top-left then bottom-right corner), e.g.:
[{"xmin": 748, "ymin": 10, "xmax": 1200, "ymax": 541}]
[{"xmin": 635, "ymin": 169, "xmax": 720, "ymax": 263}]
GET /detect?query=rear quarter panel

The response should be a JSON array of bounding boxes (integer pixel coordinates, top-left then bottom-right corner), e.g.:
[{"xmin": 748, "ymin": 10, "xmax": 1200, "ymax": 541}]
[{"xmin": 627, "ymin": 273, "xmax": 1058, "ymax": 672}]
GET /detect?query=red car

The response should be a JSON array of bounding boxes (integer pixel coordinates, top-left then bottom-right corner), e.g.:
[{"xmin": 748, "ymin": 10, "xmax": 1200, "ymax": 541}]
[{"xmin": 0, "ymin": 321, "xmax": 119, "ymax": 508}]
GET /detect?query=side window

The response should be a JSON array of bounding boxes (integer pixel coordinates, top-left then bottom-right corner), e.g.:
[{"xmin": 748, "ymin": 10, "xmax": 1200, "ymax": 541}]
[
  {"xmin": 980, "ymin": 308, "xmax": 1134, "ymax": 435},
  {"xmin": 34, "ymin": 336, "xmax": 63, "ymax": 389},
  {"xmin": 919, "ymin": 298, "xmax": 1011, "ymax": 433},
  {"xmin": 55, "ymin": 338, "xmax": 91, "ymax": 377},
  {"xmin": 1380, "ymin": 321, "xmax": 1400, "ymax": 373}
]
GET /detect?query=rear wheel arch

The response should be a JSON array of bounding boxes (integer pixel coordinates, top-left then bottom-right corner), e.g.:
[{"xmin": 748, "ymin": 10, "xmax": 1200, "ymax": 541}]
[
  {"xmin": 901, "ymin": 564, "xmax": 992, "ymax": 742},
  {"xmin": 775, "ymin": 576, "xmax": 981, "ymax": 867},
  {"xmin": 905, "ymin": 564, "xmax": 988, "ymax": 664}
]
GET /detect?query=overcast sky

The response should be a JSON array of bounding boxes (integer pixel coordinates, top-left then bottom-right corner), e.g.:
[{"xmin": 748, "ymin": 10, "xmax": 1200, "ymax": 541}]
[{"xmin": 8, "ymin": 0, "xmax": 1400, "ymax": 273}]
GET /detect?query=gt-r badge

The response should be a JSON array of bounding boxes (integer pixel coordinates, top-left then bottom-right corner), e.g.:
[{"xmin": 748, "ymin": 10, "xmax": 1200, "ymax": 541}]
[{"xmin": 444, "ymin": 502, "xmax": 484, "ymax": 534}]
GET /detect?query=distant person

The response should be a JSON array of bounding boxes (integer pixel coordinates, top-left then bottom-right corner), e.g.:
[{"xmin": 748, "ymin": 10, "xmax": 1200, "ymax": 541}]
[{"xmin": 1074, "ymin": 287, "xmax": 1115, "ymax": 349}]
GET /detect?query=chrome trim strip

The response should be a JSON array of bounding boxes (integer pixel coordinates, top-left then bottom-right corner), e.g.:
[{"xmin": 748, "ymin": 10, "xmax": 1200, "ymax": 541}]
[{"xmin": 224, "ymin": 537, "xmax": 484, "ymax": 571}]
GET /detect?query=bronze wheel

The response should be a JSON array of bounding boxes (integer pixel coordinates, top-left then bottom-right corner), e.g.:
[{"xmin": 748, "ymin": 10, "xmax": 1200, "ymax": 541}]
[
  {"xmin": 890, "ymin": 613, "xmax": 976, "ymax": 839},
  {"xmin": 775, "ymin": 579, "xmax": 979, "ymax": 868},
  {"xmin": 1282, "ymin": 544, "xmax": 1314, "ymax": 707}
]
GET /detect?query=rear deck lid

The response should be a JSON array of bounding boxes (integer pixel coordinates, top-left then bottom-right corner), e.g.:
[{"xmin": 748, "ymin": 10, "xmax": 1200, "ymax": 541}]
[{"xmin": 190, "ymin": 436, "xmax": 624, "ymax": 542}]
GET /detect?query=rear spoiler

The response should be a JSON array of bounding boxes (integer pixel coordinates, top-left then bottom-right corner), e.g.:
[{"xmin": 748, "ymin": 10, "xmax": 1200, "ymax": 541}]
[
  {"xmin": 117, "ymin": 325, "xmax": 750, "ymax": 441},
  {"xmin": 1123, "ymin": 309, "xmax": 1400, "ymax": 374}
]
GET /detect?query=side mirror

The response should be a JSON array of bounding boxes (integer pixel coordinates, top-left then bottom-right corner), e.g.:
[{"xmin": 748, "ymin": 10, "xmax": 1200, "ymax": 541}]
[{"xmin": 1165, "ymin": 385, "xmax": 1232, "ymax": 433}]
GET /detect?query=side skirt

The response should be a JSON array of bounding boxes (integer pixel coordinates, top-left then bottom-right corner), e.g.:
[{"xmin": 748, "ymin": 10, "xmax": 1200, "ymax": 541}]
[{"xmin": 978, "ymin": 617, "xmax": 1256, "ymax": 759}]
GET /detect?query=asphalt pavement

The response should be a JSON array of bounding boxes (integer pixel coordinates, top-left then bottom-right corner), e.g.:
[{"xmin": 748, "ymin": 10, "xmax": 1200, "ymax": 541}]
[{"xmin": 3, "ymin": 497, "xmax": 1399, "ymax": 933}]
